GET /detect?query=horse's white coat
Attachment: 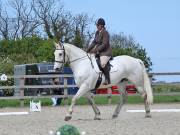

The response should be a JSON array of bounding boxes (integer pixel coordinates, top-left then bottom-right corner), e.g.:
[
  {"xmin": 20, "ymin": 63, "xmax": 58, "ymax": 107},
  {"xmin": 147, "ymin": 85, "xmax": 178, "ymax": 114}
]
[{"xmin": 54, "ymin": 43, "xmax": 153, "ymax": 120}]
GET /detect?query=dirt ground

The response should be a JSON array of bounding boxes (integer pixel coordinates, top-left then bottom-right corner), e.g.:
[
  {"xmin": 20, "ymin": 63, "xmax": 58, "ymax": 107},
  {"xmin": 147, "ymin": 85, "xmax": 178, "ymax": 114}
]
[{"xmin": 0, "ymin": 103, "xmax": 180, "ymax": 135}]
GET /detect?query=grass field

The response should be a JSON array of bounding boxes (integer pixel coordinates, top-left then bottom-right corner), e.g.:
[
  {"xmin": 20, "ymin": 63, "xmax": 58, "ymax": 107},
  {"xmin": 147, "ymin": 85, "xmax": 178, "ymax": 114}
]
[{"xmin": 1, "ymin": 95, "xmax": 180, "ymax": 108}]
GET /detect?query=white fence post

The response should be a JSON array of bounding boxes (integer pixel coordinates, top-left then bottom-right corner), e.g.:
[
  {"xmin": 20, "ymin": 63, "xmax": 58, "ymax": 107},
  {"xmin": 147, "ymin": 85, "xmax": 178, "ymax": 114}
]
[
  {"xmin": 64, "ymin": 77, "xmax": 68, "ymax": 105},
  {"xmin": 20, "ymin": 77, "xmax": 25, "ymax": 107}
]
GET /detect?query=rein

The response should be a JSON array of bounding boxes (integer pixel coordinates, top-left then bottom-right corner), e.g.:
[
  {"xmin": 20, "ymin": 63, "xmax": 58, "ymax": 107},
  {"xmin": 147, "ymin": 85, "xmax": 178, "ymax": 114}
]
[
  {"xmin": 69, "ymin": 56, "xmax": 88, "ymax": 63},
  {"xmin": 55, "ymin": 46, "xmax": 94, "ymax": 68}
]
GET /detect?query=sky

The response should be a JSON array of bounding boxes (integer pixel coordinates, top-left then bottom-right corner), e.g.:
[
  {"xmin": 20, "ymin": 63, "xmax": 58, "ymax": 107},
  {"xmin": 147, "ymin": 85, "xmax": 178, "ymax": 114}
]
[{"xmin": 63, "ymin": 0, "xmax": 180, "ymax": 82}]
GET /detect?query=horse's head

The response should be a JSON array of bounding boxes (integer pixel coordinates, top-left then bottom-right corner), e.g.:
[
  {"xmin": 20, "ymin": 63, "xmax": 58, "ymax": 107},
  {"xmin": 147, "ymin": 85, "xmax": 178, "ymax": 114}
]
[{"xmin": 53, "ymin": 42, "xmax": 65, "ymax": 71}]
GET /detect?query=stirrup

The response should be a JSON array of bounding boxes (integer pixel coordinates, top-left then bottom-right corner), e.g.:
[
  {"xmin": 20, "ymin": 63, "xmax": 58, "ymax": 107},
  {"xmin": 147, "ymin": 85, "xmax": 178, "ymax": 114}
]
[
  {"xmin": 102, "ymin": 82, "xmax": 109, "ymax": 85},
  {"xmin": 102, "ymin": 80, "xmax": 110, "ymax": 85}
]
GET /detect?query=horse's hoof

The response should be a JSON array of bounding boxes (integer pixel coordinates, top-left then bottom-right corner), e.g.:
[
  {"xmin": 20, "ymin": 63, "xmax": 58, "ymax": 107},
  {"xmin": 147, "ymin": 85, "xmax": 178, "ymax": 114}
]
[
  {"xmin": 145, "ymin": 113, "xmax": 151, "ymax": 118},
  {"xmin": 94, "ymin": 115, "xmax": 101, "ymax": 120},
  {"xmin": 64, "ymin": 116, "xmax": 72, "ymax": 121},
  {"xmin": 112, "ymin": 114, "xmax": 118, "ymax": 119},
  {"xmin": 94, "ymin": 117, "xmax": 101, "ymax": 120}
]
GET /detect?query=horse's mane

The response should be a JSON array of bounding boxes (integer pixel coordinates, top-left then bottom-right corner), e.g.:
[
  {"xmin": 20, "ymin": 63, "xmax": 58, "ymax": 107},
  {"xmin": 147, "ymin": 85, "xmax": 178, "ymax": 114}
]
[{"xmin": 64, "ymin": 43, "xmax": 86, "ymax": 55}]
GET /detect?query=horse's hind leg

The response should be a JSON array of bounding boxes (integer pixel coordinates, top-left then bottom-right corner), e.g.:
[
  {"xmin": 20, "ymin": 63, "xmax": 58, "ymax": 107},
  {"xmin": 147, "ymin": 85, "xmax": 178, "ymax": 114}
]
[
  {"xmin": 86, "ymin": 91, "xmax": 101, "ymax": 120},
  {"xmin": 137, "ymin": 86, "xmax": 151, "ymax": 118},
  {"xmin": 143, "ymin": 93, "xmax": 151, "ymax": 118},
  {"xmin": 112, "ymin": 81, "xmax": 128, "ymax": 119}
]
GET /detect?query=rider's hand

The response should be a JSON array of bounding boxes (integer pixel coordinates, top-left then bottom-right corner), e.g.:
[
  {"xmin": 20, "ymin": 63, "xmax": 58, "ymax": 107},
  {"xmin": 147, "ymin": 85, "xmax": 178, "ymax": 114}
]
[
  {"xmin": 86, "ymin": 48, "xmax": 90, "ymax": 53},
  {"xmin": 90, "ymin": 49, "xmax": 97, "ymax": 53}
]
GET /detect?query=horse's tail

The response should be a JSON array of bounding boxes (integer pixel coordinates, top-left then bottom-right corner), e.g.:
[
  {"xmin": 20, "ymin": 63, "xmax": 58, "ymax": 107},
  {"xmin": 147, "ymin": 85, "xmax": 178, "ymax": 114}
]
[{"xmin": 140, "ymin": 60, "xmax": 153, "ymax": 104}]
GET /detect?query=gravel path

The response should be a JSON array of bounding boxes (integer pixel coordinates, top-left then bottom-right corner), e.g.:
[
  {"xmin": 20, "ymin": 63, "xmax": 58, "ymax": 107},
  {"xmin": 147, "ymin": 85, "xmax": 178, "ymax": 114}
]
[{"xmin": 0, "ymin": 103, "xmax": 180, "ymax": 135}]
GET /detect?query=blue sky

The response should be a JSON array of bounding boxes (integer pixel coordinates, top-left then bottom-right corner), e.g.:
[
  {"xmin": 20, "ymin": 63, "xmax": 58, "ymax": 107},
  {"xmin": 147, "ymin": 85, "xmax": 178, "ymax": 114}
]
[{"xmin": 64, "ymin": 0, "xmax": 180, "ymax": 82}]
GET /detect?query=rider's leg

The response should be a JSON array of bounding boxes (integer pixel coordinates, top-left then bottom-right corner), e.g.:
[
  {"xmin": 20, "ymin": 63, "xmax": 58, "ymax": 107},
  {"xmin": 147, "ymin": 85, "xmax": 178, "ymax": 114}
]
[
  {"xmin": 100, "ymin": 56, "xmax": 111, "ymax": 84},
  {"xmin": 102, "ymin": 64, "xmax": 111, "ymax": 84}
]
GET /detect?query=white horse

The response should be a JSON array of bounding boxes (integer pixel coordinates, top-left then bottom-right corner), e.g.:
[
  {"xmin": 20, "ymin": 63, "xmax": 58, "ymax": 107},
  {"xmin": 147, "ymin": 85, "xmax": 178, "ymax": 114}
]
[{"xmin": 54, "ymin": 42, "xmax": 153, "ymax": 121}]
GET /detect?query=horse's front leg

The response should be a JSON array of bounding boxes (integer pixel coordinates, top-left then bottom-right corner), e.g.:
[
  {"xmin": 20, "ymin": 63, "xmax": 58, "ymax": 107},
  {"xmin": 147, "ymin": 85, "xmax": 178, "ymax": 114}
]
[{"xmin": 65, "ymin": 83, "xmax": 88, "ymax": 121}]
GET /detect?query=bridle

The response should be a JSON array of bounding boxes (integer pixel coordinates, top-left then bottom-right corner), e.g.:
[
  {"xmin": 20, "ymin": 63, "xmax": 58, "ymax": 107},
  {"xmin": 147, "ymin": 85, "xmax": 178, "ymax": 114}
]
[
  {"xmin": 55, "ymin": 44, "xmax": 94, "ymax": 71},
  {"xmin": 55, "ymin": 48, "xmax": 65, "ymax": 64},
  {"xmin": 54, "ymin": 45, "xmax": 66, "ymax": 71}
]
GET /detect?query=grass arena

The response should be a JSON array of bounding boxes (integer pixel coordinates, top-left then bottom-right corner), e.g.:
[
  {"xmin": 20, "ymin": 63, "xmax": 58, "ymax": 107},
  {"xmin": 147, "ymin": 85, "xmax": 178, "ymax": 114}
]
[{"xmin": 1, "ymin": 103, "xmax": 180, "ymax": 135}]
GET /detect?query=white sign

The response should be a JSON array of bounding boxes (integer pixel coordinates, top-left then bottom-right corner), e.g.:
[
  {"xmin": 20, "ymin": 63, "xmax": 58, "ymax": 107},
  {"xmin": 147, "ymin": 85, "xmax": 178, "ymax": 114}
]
[
  {"xmin": 30, "ymin": 100, "xmax": 41, "ymax": 112},
  {"xmin": 0, "ymin": 74, "xmax": 7, "ymax": 81}
]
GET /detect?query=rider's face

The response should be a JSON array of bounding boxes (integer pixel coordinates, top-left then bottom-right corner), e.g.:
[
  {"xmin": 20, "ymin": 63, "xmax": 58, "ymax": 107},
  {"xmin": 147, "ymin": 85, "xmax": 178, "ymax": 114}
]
[{"xmin": 96, "ymin": 24, "xmax": 103, "ymax": 31}]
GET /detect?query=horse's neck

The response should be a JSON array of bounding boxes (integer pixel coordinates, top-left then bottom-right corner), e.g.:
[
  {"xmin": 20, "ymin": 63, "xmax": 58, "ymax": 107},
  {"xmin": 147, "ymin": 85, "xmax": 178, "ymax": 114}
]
[
  {"xmin": 64, "ymin": 44, "xmax": 88, "ymax": 73},
  {"xmin": 64, "ymin": 44, "xmax": 86, "ymax": 61}
]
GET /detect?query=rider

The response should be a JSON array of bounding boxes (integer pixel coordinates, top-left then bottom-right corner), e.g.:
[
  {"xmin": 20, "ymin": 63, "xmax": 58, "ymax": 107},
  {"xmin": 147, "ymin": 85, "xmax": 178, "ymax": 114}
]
[{"xmin": 87, "ymin": 18, "xmax": 112, "ymax": 84}]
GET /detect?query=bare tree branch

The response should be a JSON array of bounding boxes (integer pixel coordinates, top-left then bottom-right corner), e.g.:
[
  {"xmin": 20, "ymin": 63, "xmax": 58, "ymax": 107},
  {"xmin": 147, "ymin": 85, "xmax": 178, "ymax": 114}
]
[
  {"xmin": 32, "ymin": 0, "xmax": 55, "ymax": 39},
  {"xmin": 0, "ymin": 0, "xmax": 94, "ymax": 42},
  {"xmin": 9, "ymin": 0, "xmax": 40, "ymax": 39},
  {"xmin": 32, "ymin": 0, "xmax": 75, "ymax": 41},
  {"xmin": 73, "ymin": 13, "xmax": 94, "ymax": 47},
  {"xmin": 0, "ymin": 4, "xmax": 9, "ymax": 40}
]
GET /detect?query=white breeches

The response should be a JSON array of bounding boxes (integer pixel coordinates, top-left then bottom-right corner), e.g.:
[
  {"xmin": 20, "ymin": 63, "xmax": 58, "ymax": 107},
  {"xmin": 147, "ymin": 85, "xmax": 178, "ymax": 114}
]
[{"xmin": 100, "ymin": 56, "xmax": 110, "ymax": 68}]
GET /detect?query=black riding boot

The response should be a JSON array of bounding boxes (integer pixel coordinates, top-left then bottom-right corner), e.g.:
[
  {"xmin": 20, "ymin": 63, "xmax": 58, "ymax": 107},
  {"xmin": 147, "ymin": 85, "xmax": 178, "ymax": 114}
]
[{"xmin": 102, "ymin": 65, "xmax": 111, "ymax": 84}]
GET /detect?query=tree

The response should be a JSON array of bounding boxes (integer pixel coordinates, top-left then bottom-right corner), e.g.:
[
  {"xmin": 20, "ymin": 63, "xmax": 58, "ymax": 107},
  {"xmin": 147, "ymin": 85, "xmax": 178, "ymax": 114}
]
[
  {"xmin": 72, "ymin": 13, "xmax": 94, "ymax": 48},
  {"xmin": 111, "ymin": 33, "xmax": 152, "ymax": 71},
  {"xmin": 32, "ymin": 0, "xmax": 73, "ymax": 40},
  {"xmin": 0, "ymin": 2, "xmax": 10, "ymax": 40},
  {"xmin": 0, "ymin": 0, "xmax": 40, "ymax": 40},
  {"xmin": 32, "ymin": 0, "xmax": 94, "ymax": 45},
  {"xmin": 0, "ymin": 0, "xmax": 94, "ymax": 43},
  {"xmin": 35, "ymin": 39, "xmax": 54, "ymax": 62},
  {"xmin": 72, "ymin": 29, "xmax": 83, "ymax": 48},
  {"xmin": 9, "ymin": 0, "xmax": 40, "ymax": 39}
]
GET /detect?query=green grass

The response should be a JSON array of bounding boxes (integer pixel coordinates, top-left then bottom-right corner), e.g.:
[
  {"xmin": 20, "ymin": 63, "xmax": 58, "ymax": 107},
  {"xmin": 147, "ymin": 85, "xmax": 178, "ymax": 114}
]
[
  {"xmin": 1, "ymin": 95, "xmax": 180, "ymax": 108},
  {"xmin": 153, "ymin": 95, "xmax": 180, "ymax": 103}
]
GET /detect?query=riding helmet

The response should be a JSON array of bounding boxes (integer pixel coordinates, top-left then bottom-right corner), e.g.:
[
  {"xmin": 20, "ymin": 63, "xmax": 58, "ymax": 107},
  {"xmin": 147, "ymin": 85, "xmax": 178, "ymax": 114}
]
[{"xmin": 97, "ymin": 18, "xmax": 105, "ymax": 26}]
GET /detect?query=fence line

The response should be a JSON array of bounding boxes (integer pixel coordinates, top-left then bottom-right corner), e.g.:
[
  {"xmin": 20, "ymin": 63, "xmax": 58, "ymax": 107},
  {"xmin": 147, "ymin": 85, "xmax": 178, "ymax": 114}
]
[
  {"xmin": 0, "ymin": 72, "xmax": 180, "ymax": 106},
  {"xmin": 8, "ymin": 74, "xmax": 73, "ymax": 79},
  {"xmin": 150, "ymin": 72, "xmax": 180, "ymax": 76}
]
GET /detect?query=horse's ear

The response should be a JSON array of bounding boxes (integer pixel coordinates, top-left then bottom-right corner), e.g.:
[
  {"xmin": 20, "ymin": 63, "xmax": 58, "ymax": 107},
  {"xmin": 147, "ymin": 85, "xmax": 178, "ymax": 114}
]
[{"xmin": 54, "ymin": 42, "xmax": 61, "ymax": 49}]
